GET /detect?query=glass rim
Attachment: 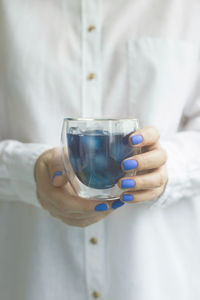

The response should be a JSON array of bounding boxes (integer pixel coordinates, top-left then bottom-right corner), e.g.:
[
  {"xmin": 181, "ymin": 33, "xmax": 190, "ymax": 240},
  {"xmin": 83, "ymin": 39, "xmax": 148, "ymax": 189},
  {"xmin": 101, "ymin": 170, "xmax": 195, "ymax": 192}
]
[{"xmin": 64, "ymin": 117, "xmax": 139, "ymax": 122}]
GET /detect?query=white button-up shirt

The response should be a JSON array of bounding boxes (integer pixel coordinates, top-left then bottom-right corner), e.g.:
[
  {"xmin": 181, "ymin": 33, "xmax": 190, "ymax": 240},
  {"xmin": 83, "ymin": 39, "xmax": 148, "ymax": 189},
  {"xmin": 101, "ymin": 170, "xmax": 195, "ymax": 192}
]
[{"xmin": 0, "ymin": 1, "xmax": 200, "ymax": 299}]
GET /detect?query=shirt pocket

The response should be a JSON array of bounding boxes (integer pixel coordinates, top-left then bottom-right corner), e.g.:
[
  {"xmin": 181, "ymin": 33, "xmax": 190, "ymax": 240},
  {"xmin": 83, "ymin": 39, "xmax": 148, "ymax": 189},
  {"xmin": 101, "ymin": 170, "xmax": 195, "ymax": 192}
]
[{"xmin": 127, "ymin": 37, "xmax": 199, "ymax": 135}]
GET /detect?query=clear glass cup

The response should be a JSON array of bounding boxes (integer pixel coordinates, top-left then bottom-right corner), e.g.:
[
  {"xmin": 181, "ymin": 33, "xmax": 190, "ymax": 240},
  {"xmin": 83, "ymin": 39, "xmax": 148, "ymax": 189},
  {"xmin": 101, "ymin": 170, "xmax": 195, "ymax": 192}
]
[{"xmin": 61, "ymin": 118, "xmax": 140, "ymax": 201}]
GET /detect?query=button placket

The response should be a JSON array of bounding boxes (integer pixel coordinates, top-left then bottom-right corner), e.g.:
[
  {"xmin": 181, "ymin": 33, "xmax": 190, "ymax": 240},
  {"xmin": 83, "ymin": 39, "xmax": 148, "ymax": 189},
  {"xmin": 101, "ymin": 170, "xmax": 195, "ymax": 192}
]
[
  {"xmin": 81, "ymin": 0, "xmax": 102, "ymax": 118},
  {"xmin": 81, "ymin": 0, "xmax": 104, "ymax": 298},
  {"xmin": 84, "ymin": 221, "xmax": 105, "ymax": 300}
]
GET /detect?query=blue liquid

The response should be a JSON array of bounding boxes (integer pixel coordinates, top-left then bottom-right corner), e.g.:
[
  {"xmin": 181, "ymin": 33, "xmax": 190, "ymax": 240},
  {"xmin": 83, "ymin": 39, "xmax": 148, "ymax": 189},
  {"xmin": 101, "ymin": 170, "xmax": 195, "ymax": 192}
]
[{"xmin": 67, "ymin": 130, "xmax": 135, "ymax": 189}]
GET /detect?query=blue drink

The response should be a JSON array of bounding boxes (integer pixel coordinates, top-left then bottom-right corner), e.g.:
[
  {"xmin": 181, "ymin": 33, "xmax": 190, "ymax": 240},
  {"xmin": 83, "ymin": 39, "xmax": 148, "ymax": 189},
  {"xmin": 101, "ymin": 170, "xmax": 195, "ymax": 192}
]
[{"xmin": 67, "ymin": 129, "xmax": 135, "ymax": 189}]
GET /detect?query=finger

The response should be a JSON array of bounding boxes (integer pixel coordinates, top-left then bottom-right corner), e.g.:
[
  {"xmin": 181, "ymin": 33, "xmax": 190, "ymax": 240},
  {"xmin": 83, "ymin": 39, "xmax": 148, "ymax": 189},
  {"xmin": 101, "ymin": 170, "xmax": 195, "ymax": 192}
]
[
  {"xmin": 110, "ymin": 199, "xmax": 126, "ymax": 210},
  {"xmin": 66, "ymin": 210, "xmax": 112, "ymax": 219},
  {"xmin": 121, "ymin": 146, "xmax": 167, "ymax": 172},
  {"xmin": 45, "ymin": 147, "xmax": 69, "ymax": 187},
  {"xmin": 39, "ymin": 150, "xmax": 116, "ymax": 213},
  {"xmin": 48, "ymin": 207, "xmax": 112, "ymax": 221},
  {"xmin": 119, "ymin": 165, "xmax": 168, "ymax": 191},
  {"xmin": 49, "ymin": 184, "xmax": 117, "ymax": 214},
  {"xmin": 129, "ymin": 126, "xmax": 160, "ymax": 148},
  {"xmin": 40, "ymin": 159, "xmax": 116, "ymax": 214},
  {"xmin": 120, "ymin": 187, "xmax": 164, "ymax": 203}
]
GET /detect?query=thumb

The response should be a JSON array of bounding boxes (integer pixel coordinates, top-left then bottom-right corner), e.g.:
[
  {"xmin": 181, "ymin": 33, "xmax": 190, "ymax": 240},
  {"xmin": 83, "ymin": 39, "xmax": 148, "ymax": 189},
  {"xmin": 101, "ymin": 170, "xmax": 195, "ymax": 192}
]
[
  {"xmin": 51, "ymin": 170, "xmax": 68, "ymax": 187},
  {"xmin": 47, "ymin": 148, "xmax": 69, "ymax": 187}
]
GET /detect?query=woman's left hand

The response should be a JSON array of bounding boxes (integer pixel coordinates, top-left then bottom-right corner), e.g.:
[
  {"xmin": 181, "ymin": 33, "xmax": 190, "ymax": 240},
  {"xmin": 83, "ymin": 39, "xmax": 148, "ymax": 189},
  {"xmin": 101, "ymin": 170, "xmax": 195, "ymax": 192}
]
[{"xmin": 117, "ymin": 126, "xmax": 168, "ymax": 205}]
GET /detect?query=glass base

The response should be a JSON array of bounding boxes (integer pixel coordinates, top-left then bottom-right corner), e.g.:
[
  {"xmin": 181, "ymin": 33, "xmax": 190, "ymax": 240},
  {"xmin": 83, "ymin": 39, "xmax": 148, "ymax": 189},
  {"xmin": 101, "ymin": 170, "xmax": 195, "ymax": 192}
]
[{"xmin": 79, "ymin": 190, "xmax": 120, "ymax": 201}]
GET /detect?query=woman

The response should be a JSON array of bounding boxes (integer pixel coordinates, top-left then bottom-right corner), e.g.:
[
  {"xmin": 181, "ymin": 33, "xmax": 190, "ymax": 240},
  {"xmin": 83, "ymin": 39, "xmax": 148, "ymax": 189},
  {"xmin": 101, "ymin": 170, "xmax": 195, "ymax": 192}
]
[{"xmin": 0, "ymin": 0, "xmax": 200, "ymax": 299}]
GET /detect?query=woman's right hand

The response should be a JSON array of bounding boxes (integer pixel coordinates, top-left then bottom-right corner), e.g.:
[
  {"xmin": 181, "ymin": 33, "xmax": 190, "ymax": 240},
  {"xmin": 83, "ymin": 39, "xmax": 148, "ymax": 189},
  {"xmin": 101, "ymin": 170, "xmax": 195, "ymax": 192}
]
[{"xmin": 34, "ymin": 147, "xmax": 117, "ymax": 227}]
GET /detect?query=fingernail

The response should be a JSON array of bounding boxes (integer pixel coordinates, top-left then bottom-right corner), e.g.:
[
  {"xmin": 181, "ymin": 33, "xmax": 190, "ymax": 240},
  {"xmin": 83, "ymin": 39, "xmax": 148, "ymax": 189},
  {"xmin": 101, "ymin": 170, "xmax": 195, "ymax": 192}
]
[
  {"xmin": 122, "ymin": 194, "xmax": 133, "ymax": 202},
  {"xmin": 52, "ymin": 171, "xmax": 62, "ymax": 181},
  {"xmin": 121, "ymin": 179, "xmax": 135, "ymax": 189},
  {"xmin": 112, "ymin": 199, "xmax": 125, "ymax": 209},
  {"xmin": 131, "ymin": 134, "xmax": 143, "ymax": 145},
  {"xmin": 123, "ymin": 159, "xmax": 138, "ymax": 170},
  {"xmin": 95, "ymin": 203, "xmax": 109, "ymax": 212}
]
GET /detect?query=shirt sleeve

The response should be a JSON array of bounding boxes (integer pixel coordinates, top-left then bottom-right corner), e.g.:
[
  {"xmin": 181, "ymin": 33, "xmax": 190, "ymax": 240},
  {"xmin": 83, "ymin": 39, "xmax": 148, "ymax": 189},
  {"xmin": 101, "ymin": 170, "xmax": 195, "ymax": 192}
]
[
  {"xmin": 151, "ymin": 69, "xmax": 200, "ymax": 209},
  {"xmin": 0, "ymin": 140, "xmax": 53, "ymax": 208}
]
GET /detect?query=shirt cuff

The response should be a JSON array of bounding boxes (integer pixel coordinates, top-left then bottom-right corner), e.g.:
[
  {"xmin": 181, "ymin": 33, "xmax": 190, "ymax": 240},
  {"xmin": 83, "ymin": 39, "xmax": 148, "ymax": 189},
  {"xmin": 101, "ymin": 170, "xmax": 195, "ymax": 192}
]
[
  {"xmin": 6, "ymin": 142, "xmax": 53, "ymax": 208},
  {"xmin": 149, "ymin": 138, "xmax": 191, "ymax": 209}
]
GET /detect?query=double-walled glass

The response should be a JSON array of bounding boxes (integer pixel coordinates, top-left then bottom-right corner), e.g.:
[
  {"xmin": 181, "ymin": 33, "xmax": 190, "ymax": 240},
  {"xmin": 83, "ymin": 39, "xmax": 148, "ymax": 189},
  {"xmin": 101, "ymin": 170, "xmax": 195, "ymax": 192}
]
[{"xmin": 61, "ymin": 118, "xmax": 140, "ymax": 201}]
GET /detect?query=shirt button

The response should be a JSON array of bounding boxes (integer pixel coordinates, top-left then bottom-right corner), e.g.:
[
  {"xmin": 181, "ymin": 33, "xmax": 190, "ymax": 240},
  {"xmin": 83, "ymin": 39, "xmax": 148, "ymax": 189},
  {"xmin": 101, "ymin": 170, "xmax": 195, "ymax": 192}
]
[
  {"xmin": 88, "ymin": 25, "xmax": 96, "ymax": 32},
  {"xmin": 87, "ymin": 73, "xmax": 96, "ymax": 80},
  {"xmin": 90, "ymin": 237, "xmax": 98, "ymax": 244},
  {"xmin": 92, "ymin": 291, "xmax": 101, "ymax": 298}
]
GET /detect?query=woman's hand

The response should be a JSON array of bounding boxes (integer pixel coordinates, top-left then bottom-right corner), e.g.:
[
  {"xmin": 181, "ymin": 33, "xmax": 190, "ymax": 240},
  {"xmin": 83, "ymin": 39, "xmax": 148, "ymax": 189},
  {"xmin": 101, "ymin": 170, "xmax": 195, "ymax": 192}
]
[
  {"xmin": 34, "ymin": 147, "xmax": 116, "ymax": 227},
  {"xmin": 34, "ymin": 126, "xmax": 168, "ymax": 228},
  {"xmin": 118, "ymin": 127, "xmax": 168, "ymax": 204}
]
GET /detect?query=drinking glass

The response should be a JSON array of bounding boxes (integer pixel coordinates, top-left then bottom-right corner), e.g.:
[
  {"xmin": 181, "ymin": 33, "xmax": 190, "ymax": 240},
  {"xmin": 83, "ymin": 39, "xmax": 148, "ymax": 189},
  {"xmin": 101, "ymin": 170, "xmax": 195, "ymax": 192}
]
[{"xmin": 61, "ymin": 118, "xmax": 140, "ymax": 201}]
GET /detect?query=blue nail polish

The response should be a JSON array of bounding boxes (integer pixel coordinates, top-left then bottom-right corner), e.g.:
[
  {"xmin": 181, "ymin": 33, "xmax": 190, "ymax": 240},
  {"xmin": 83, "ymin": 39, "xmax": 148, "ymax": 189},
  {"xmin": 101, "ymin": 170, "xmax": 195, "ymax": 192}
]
[
  {"xmin": 122, "ymin": 194, "xmax": 133, "ymax": 202},
  {"xmin": 123, "ymin": 159, "xmax": 138, "ymax": 170},
  {"xmin": 131, "ymin": 135, "xmax": 143, "ymax": 145},
  {"xmin": 112, "ymin": 199, "xmax": 125, "ymax": 209},
  {"xmin": 95, "ymin": 203, "xmax": 108, "ymax": 212},
  {"xmin": 121, "ymin": 179, "xmax": 135, "ymax": 189},
  {"xmin": 52, "ymin": 171, "xmax": 62, "ymax": 181}
]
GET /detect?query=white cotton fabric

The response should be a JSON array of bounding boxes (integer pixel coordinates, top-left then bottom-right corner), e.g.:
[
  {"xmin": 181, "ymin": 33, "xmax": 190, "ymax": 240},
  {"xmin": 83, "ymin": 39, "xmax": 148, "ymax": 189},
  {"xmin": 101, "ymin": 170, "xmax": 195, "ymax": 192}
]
[{"xmin": 0, "ymin": 0, "xmax": 200, "ymax": 299}]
